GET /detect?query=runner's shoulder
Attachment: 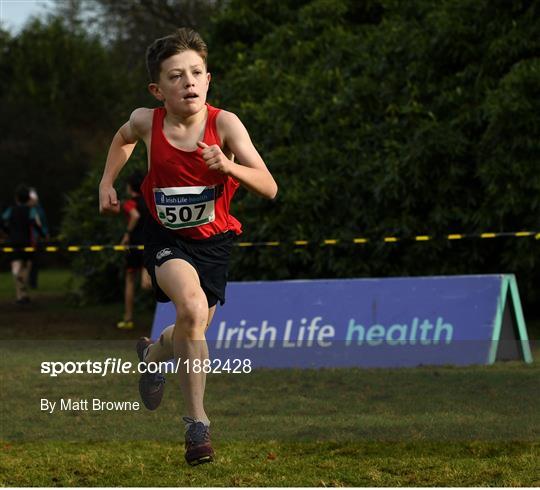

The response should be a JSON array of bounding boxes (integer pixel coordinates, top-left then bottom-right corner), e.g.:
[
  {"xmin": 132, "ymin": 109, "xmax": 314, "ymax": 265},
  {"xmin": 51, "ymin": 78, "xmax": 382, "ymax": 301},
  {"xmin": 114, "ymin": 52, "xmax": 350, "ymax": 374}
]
[
  {"xmin": 216, "ymin": 110, "xmax": 246, "ymax": 140},
  {"xmin": 129, "ymin": 107, "xmax": 154, "ymax": 139},
  {"xmin": 216, "ymin": 109, "xmax": 241, "ymax": 127}
]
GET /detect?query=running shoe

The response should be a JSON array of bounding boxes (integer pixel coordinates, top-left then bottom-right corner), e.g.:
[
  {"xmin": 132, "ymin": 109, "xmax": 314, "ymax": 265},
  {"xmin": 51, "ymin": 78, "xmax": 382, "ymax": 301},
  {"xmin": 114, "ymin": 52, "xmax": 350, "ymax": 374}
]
[
  {"xmin": 183, "ymin": 417, "xmax": 214, "ymax": 466},
  {"xmin": 117, "ymin": 319, "xmax": 134, "ymax": 329},
  {"xmin": 136, "ymin": 337, "xmax": 165, "ymax": 410}
]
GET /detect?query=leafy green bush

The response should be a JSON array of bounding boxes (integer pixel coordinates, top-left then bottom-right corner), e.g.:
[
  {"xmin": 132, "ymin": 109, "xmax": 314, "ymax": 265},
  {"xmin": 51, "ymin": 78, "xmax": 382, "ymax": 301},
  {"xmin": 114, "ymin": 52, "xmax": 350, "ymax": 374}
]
[
  {"xmin": 60, "ymin": 0, "xmax": 539, "ymax": 311},
  {"xmin": 208, "ymin": 0, "xmax": 540, "ymax": 308}
]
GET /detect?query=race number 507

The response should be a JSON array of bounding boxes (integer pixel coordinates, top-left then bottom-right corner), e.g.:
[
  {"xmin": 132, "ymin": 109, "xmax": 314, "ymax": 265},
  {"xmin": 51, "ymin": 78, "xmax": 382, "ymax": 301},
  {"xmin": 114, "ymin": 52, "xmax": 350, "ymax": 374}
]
[{"xmin": 164, "ymin": 205, "xmax": 205, "ymax": 223}]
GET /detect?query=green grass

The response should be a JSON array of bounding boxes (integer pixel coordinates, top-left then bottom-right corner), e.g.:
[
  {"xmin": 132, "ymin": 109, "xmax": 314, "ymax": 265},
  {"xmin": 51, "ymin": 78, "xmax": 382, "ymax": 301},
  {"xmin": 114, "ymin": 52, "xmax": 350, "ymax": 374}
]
[
  {"xmin": 0, "ymin": 269, "xmax": 539, "ymax": 486},
  {"xmin": 2, "ymin": 441, "xmax": 538, "ymax": 487}
]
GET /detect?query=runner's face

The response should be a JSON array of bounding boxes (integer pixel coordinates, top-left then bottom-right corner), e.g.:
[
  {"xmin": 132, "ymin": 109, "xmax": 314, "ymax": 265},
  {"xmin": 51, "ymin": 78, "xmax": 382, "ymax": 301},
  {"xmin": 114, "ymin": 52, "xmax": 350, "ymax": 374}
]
[{"xmin": 153, "ymin": 50, "xmax": 210, "ymax": 114}]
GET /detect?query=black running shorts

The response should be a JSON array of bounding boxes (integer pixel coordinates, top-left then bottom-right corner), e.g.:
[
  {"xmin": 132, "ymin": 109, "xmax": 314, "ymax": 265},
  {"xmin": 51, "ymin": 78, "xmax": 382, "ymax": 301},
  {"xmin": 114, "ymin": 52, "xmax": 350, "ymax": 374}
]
[
  {"xmin": 9, "ymin": 242, "xmax": 34, "ymax": 262},
  {"xmin": 143, "ymin": 217, "xmax": 236, "ymax": 308},
  {"xmin": 126, "ymin": 249, "xmax": 144, "ymax": 271}
]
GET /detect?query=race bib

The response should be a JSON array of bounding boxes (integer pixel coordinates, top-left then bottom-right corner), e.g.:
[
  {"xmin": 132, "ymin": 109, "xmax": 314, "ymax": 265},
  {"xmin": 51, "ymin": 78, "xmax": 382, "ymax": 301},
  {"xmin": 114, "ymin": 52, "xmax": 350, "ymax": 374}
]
[{"xmin": 153, "ymin": 186, "xmax": 215, "ymax": 230}]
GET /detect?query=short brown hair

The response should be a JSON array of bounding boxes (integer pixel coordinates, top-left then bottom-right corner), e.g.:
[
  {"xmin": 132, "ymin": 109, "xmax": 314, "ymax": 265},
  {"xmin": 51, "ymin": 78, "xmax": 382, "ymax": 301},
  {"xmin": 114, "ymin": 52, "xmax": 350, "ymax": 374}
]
[{"xmin": 146, "ymin": 28, "xmax": 208, "ymax": 82}]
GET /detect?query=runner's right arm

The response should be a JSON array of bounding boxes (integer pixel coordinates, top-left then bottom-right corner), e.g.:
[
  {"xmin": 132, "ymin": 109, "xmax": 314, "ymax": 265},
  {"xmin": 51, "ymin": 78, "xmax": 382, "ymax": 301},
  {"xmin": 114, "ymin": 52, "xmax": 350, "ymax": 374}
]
[
  {"xmin": 99, "ymin": 108, "xmax": 150, "ymax": 214},
  {"xmin": 1, "ymin": 208, "xmax": 11, "ymax": 234}
]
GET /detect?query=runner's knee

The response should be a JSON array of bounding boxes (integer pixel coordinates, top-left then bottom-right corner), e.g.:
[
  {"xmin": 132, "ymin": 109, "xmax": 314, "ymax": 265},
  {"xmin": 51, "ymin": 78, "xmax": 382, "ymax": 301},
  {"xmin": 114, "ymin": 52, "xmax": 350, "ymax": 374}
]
[{"xmin": 175, "ymin": 297, "xmax": 208, "ymax": 335}]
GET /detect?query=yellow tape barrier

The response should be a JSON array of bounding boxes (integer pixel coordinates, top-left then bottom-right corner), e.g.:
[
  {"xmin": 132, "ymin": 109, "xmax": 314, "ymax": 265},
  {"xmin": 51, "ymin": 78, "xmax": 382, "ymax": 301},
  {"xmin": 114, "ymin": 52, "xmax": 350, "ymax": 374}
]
[{"xmin": 1, "ymin": 231, "xmax": 538, "ymax": 252}]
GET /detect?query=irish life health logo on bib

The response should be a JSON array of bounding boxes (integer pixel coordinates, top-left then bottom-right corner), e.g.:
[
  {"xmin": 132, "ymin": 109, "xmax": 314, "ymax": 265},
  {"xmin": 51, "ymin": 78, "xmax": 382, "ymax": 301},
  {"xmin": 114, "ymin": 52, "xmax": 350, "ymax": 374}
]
[{"xmin": 153, "ymin": 186, "xmax": 216, "ymax": 230}]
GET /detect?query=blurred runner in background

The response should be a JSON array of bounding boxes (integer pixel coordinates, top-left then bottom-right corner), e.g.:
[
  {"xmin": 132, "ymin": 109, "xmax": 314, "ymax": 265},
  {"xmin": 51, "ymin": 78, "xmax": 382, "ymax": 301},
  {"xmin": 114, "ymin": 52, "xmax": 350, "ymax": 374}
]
[
  {"xmin": 1, "ymin": 185, "xmax": 44, "ymax": 304},
  {"xmin": 117, "ymin": 172, "xmax": 152, "ymax": 330}
]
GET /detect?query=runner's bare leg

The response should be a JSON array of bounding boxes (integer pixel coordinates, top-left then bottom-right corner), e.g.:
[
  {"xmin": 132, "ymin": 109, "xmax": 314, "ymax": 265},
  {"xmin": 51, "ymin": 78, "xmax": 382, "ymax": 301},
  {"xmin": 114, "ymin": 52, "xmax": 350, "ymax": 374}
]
[{"xmin": 155, "ymin": 258, "xmax": 210, "ymax": 425}]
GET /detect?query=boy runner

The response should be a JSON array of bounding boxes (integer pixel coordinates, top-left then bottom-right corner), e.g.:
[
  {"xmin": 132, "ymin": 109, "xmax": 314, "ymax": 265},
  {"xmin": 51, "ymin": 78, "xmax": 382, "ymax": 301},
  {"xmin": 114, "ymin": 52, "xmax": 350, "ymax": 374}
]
[{"xmin": 98, "ymin": 28, "xmax": 278, "ymax": 465}]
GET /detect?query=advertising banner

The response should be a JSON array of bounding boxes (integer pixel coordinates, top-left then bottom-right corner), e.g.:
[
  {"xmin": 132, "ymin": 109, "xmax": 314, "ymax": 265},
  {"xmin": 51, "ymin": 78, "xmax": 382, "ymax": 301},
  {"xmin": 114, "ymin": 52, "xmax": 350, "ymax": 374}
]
[{"xmin": 150, "ymin": 274, "xmax": 532, "ymax": 368}]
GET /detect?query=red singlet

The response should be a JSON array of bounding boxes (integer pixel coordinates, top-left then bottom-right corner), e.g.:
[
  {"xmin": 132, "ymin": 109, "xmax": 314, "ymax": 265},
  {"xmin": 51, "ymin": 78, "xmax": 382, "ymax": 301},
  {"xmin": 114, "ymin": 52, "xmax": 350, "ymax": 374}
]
[{"xmin": 141, "ymin": 104, "xmax": 242, "ymax": 239}]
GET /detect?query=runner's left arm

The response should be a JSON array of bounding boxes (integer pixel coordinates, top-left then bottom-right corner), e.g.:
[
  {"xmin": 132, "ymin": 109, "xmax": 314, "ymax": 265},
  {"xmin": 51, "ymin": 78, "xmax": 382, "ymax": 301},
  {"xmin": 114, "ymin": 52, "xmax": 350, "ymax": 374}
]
[
  {"xmin": 198, "ymin": 111, "xmax": 278, "ymax": 200},
  {"xmin": 30, "ymin": 207, "xmax": 45, "ymax": 238}
]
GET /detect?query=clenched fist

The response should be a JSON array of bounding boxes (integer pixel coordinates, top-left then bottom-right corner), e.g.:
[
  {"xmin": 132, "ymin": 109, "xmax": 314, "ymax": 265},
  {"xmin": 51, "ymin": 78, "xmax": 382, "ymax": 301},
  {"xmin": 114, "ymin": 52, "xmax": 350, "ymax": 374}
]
[
  {"xmin": 197, "ymin": 141, "xmax": 233, "ymax": 174},
  {"xmin": 99, "ymin": 184, "xmax": 121, "ymax": 214}
]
